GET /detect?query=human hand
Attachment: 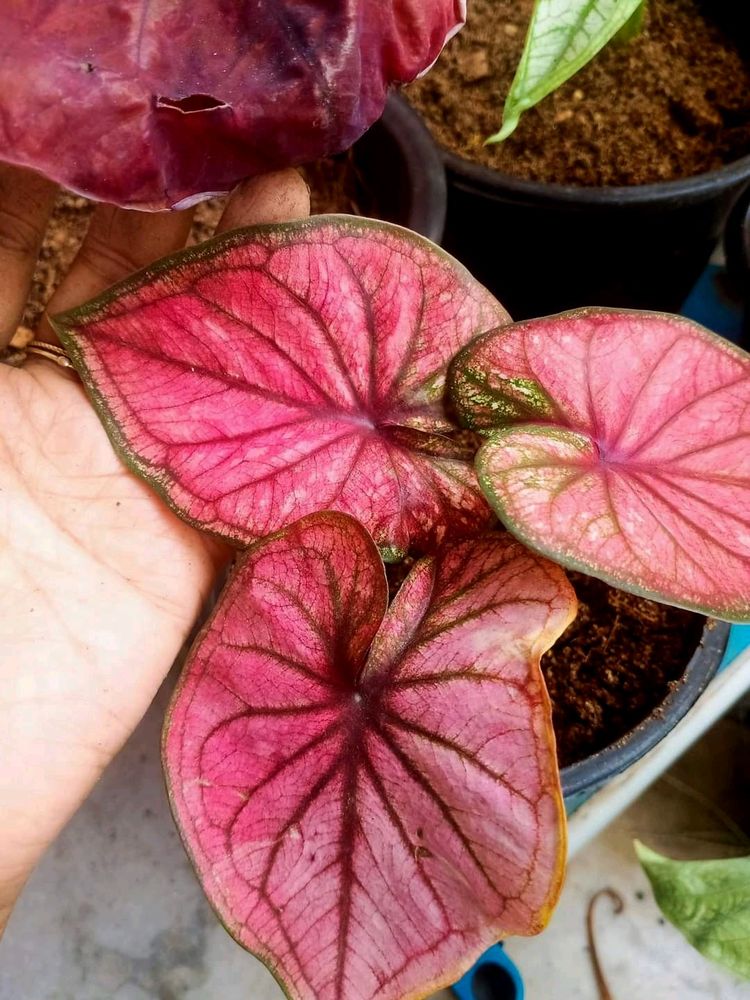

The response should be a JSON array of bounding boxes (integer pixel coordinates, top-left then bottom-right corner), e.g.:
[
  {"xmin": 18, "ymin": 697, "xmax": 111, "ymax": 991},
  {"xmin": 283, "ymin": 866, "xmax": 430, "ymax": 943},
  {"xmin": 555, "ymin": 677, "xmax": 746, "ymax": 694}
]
[{"xmin": 0, "ymin": 165, "xmax": 310, "ymax": 931}]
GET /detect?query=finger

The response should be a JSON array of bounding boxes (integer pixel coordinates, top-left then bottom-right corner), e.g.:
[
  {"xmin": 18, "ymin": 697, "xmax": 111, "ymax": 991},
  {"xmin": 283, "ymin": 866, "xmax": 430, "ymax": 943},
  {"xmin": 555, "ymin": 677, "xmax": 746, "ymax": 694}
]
[
  {"xmin": 0, "ymin": 164, "xmax": 57, "ymax": 349},
  {"xmin": 216, "ymin": 169, "xmax": 310, "ymax": 233},
  {"xmin": 39, "ymin": 203, "xmax": 194, "ymax": 343}
]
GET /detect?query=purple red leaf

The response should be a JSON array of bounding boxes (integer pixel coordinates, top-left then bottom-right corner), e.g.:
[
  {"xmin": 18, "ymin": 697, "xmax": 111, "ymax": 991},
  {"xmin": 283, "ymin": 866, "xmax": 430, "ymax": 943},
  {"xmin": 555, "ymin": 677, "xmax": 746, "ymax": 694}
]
[
  {"xmin": 53, "ymin": 217, "xmax": 506, "ymax": 558},
  {"xmin": 449, "ymin": 308, "xmax": 750, "ymax": 621},
  {"xmin": 0, "ymin": 1, "xmax": 465, "ymax": 209},
  {"xmin": 163, "ymin": 511, "xmax": 576, "ymax": 1000}
]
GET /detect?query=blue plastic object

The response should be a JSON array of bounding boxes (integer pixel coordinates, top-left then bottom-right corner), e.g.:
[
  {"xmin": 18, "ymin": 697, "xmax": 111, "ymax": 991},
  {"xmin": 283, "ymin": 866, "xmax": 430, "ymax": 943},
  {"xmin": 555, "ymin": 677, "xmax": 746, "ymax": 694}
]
[
  {"xmin": 723, "ymin": 624, "xmax": 750, "ymax": 666},
  {"xmin": 680, "ymin": 262, "xmax": 745, "ymax": 342},
  {"xmin": 451, "ymin": 944, "xmax": 524, "ymax": 1000}
]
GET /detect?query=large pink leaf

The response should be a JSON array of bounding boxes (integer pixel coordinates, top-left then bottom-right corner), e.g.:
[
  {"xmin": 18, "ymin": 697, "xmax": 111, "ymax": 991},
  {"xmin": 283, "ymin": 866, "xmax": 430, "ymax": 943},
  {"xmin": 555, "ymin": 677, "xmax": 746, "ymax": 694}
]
[
  {"xmin": 0, "ymin": 1, "xmax": 465, "ymax": 209},
  {"xmin": 53, "ymin": 217, "xmax": 506, "ymax": 558},
  {"xmin": 449, "ymin": 308, "xmax": 750, "ymax": 621},
  {"xmin": 163, "ymin": 511, "xmax": 576, "ymax": 1000}
]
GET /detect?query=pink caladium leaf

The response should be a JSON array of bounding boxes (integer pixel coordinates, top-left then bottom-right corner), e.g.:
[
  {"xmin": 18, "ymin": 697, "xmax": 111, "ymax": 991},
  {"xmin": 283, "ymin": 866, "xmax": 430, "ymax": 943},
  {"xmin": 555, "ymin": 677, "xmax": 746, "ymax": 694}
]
[
  {"xmin": 163, "ymin": 511, "xmax": 576, "ymax": 1000},
  {"xmin": 53, "ymin": 217, "xmax": 506, "ymax": 559},
  {"xmin": 0, "ymin": 1, "xmax": 465, "ymax": 209},
  {"xmin": 449, "ymin": 308, "xmax": 750, "ymax": 622}
]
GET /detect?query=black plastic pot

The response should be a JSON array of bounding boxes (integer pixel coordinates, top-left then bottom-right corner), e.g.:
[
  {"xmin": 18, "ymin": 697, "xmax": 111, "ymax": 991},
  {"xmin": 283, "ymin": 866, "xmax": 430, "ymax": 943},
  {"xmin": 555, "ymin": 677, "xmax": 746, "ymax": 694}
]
[
  {"xmin": 441, "ymin": 150, "xmax": 750, "ymax": 320},
  {"xmin": 560, "ymin": 619, "xmax": 730, "ymax": 798},
  {"xmin": 352, "ymin": 95, "xmax": 447, "ymax": 244},
  {"xmin": 403, "ymin": 2, "xmax": 750, "ymax": 318}
]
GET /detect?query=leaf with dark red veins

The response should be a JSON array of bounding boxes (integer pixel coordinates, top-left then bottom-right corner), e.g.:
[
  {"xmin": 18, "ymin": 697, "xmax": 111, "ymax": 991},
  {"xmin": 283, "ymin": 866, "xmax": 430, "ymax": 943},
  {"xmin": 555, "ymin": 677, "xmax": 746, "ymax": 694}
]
[
  {"xmin": 163, "ymin": 511, "xmax": 575, "ymax": 1000},
  {"xmin": 0, "ymin": 1, "xmax": 465, "ymax": 209},
  {"xmin": 53, "ymin": 217, "xmax": 506, "ymax": 558},
  {"xmin": 449, "ymin": 308, "xmax": 750, "ymax": 621}
]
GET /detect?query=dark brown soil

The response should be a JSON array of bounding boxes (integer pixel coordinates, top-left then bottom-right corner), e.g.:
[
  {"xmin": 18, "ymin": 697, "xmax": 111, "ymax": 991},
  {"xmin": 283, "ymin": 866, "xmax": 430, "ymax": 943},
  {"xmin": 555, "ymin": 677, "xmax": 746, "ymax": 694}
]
[
  {"xmin": 543, "ymin": 572, "xmax": 704, "ymax": 766},
  {"xmin": 407, "ymin": 0, "xmax": 750, "ymax": 186}
]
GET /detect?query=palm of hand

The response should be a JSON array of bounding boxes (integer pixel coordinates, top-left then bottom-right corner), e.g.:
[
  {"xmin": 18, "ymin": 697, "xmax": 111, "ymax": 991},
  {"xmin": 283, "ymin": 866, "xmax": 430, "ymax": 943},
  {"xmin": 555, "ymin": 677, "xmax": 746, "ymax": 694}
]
[
  {"xmin": 0, "ymin": 359, "xmax": 223, "ymax": 880},
  {"xmin": 0, "ymin": 165, "xmax": 309, "ymax": 922}
]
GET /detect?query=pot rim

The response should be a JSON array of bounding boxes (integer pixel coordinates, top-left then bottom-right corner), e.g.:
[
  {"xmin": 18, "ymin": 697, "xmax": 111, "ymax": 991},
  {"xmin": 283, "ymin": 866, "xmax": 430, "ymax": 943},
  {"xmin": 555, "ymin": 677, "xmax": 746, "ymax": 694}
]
[
  {"xmin": 363, "ymin": 94, "xmax": 447, "ymax": 243},
  {"xmin": 443, "ymin": 145, "xmax": 750, "ymax": 205},
  {"xmin": 560, "ymin": 618, "xmax": 730, "ymax": 798}
]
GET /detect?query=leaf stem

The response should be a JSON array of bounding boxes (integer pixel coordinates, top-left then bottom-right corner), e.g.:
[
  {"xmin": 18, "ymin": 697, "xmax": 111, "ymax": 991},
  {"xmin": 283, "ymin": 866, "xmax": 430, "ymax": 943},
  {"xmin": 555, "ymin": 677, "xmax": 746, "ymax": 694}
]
[{"xmin": 586, "ymin": 888, "xmax": 624, "ymax": 1000}]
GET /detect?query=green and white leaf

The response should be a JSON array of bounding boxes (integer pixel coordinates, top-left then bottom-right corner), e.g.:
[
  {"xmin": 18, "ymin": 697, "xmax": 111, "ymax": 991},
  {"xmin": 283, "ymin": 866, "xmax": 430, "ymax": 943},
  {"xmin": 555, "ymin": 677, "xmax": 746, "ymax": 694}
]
[
  {"xmin": 635, "ymin": 841, "xmax": 750, "ymax": 981},
  {"xmin": 489, "ymin": 0, "xmax": 646, "ymax": 143}
]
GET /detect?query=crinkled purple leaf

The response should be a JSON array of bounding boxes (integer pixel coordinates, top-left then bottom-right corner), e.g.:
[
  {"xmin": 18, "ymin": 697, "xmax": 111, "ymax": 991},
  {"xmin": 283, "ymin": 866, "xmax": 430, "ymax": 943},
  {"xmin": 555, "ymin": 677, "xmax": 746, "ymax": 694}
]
[
  {"xmin": 163, "ymin": 511, "xmax": 576, "ymax": 1000},
  {"xmin": 449, "ymin": 308, "xmax": 750, "ymax": 621},
  {"xmin": 53, "ymin": 217, "xmax": 507, "ymax": 558},
  {"xmin": 0, "ymin": 1, "xmax": 466, "ymax": 209}
]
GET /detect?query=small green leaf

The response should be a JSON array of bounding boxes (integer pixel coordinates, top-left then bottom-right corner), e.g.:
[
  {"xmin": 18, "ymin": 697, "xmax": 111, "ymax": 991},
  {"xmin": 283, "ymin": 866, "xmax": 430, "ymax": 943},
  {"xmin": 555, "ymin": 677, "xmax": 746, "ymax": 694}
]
[
  {"xmin": 488, "ymin": 0, "xmax": 646, "ymax": 143},
  {"xmin": 635, "ymin": 840, "xmax": 750, "ymax": 981}
]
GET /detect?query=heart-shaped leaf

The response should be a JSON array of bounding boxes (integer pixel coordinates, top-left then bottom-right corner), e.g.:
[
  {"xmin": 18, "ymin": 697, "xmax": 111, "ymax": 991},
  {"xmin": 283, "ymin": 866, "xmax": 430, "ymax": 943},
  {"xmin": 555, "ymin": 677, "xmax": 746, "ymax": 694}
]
[
  {"xmin": 53, "ymin": 217, "xmax": 506, "ymax": 559},
  {"xmin": 488, "ymin": 0, "xmax": 645, "ymax": 143},
  {"xmin": 449, "ymin": 308, "xmax": 750, "ymax": 621},
  {"xmin": 0, "ymin": 1, "xmax": 466, "ymax": 209},
  {"xmin": 163, "ymin": 511, "xmax": 576, "ymax": 1000}
]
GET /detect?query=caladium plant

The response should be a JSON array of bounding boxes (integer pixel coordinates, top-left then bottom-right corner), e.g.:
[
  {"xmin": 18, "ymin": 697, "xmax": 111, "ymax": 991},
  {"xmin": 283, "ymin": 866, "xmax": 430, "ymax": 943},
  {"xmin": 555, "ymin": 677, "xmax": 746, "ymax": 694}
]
[
  {"xmin": 163, "ymin": 511, "xmax": 576, "ymax": 1000},
  {"xmin": 50, "ymin": 213, "xmax": 750, "ymax": 997},
  {"xmin": 0, "ymin": 1, "xmax": 466, "ymax": 209}
]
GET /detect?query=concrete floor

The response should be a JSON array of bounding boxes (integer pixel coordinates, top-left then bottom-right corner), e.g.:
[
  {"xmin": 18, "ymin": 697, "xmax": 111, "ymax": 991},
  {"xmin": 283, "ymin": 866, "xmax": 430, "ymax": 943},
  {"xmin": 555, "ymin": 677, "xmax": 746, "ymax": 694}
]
[{"xmin": 1, "ymin": 679, "xmax": 749, "ymax": 1000}]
